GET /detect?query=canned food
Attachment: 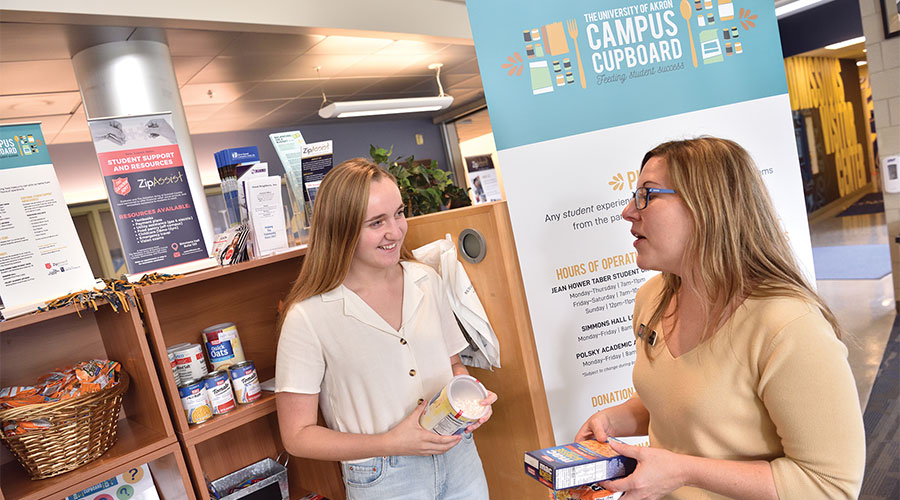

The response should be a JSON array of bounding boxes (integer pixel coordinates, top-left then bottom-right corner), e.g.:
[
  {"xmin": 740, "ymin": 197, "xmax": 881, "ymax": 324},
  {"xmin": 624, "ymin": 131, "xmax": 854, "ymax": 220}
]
[
  {"xmin": 167, "ymin": 350, "xmax": 179, "ymax": 385},
  {"xmin": 229, "ymin": 361, "xmax": 261, "ymax": 404},
  {"xmin": 172, "ymin": 343, "xmax": 208, "ymax": 382},
  {"xmin": 202, "ymin": 322, "xmax": 246, "ymax": 371},
  {"xmin": 178, "ymin": 379, "xmax": 213, "ymax": 424},
  {"xmin": 202, "ymin": 370, "xmax": 236, "ymax": 415},
  {"xmin": 419, "ymin": 375, "xmax": 489, "ymax": 436}
]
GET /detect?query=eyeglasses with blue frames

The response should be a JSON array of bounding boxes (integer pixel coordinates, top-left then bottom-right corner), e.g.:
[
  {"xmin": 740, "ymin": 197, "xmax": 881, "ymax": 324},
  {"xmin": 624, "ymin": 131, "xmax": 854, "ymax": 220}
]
[{"xmin": 632, "ymin": 187, "xmax": 676, "ymax": 210}]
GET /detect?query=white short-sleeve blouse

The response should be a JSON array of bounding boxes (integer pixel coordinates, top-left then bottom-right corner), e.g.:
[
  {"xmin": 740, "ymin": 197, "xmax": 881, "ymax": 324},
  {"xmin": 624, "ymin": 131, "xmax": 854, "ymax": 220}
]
[{"xmin": 276, "ymin": 261, "xmax": 469, "ymax": 437}]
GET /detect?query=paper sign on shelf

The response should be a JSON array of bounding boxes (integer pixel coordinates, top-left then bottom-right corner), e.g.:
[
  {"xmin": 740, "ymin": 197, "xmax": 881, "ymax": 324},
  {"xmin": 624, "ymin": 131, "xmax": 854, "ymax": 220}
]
[
  {"xmin": 0, "ymin": 122, "xmax": 97, "ymax": 318},
  {"xmin": 66, "ymin": 462, "xmax": 159, "ymax": 500}
]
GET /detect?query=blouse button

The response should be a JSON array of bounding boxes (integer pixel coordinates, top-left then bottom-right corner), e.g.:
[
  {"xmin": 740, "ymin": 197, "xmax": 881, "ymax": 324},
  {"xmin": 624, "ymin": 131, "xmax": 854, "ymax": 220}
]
[
  {"xmin": 409, "ymin": 369, "xmax": 416, "ymax": 376},
  {"xmin": 400, "ymin": 338, "xmax": 407, "ymax": 345},
  {"xmin": 417, "ymin": 398, "xmax": 424, "ymax": 405}
]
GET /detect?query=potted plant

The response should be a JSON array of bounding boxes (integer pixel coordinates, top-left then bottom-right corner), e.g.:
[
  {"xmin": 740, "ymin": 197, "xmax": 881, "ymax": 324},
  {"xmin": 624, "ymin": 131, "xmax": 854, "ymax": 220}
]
[{"xmin": 370, "ymin": 145, "xmax": 472, "ymax": 217}]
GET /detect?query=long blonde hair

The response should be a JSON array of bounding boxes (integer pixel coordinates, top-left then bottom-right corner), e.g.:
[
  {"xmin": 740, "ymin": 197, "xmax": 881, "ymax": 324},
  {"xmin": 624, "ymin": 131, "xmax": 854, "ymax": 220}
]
[
  {"xmin": 277, "ymin": 158, "xmax": 413, "ymax": 332},
  {"xmin": 642, "ymin": 137, "xmax": 842, "ymax": 350}
]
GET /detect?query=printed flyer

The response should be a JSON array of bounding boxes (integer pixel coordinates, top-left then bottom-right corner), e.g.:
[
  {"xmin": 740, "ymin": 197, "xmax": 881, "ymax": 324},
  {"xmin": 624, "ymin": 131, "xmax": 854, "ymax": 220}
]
[
  {"xmin": 466, "ymin": 155, "xmax": 502, "ymax": 203},
  {"xmin": 0, "ymin": 123, "xmax": 96, "ymax": 316},
  {"xmin": 89, "ymin": 113, "xmax": 208, "ymax": 275},
  {"xmin": 467, "ymin": 0, "xmax": 812, "ymax": 444}
]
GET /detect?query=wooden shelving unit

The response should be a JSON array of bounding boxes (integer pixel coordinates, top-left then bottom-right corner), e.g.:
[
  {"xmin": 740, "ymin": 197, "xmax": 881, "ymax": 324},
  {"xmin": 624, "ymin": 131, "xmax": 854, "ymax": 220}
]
[
  {"xmin": 0, "ymin": 297, "xmax": 195, "ymax": 500},
  {"xmin": 138, "ymin": 247, "xmax": 344, "ymax": 500}
]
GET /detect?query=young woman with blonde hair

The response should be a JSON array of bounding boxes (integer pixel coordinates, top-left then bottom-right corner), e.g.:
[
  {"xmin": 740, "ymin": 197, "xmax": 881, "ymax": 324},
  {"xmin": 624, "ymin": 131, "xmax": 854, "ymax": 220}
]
[
  {"xmin": 275, "ymin": 158, "xmax": 494, "ymax": 499},
  {"xmin": 575, "ymin": 137, "xmax": 865, "ymax": 499}
]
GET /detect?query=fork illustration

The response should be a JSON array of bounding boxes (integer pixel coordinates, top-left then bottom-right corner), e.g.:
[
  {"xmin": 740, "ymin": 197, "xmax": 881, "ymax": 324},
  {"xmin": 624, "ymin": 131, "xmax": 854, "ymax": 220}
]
[{"xmin": 566, "ymin": 19, "xmax": 586, "ymax": 89}]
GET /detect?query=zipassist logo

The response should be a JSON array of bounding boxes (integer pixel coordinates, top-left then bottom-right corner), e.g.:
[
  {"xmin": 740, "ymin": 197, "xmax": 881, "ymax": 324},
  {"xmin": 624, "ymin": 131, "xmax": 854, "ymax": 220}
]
[
  {"xmin": 500, "ymin": 1, "xmax": 758, "ymax": 96},
  {"xmin": 137, "ymin": 171, "xmax": 185, "ymax": 190}
]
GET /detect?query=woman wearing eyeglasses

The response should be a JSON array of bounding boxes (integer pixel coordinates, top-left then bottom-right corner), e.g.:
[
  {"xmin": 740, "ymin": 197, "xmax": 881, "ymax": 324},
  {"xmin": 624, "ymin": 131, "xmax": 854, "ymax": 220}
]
[{"xmin": 574, "ymin": 137, "xmax": 865, "ymax": 500}]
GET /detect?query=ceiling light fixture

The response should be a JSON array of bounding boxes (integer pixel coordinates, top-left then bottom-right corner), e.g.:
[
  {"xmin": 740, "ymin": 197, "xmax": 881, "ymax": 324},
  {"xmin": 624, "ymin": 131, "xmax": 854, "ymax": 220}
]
[
  {"xmin": 857, "ymin": 60, "xmax": 867, "ymax": 66},
  {"xmin": 774, "ymin": 0, "xmax": 831, "ymax": 19},
  {"xmin": 824, "ymin": 36, "xmax": 866, "ymax": 50},
  {"xmin": 318, "ymin": 63, "xmax": 453, "ymax": 119}
]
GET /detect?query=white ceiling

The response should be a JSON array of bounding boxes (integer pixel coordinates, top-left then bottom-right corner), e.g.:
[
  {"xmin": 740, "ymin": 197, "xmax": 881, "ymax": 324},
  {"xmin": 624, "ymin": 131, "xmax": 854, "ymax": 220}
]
[{"xmin": 0, "ymin": 22, "xmax": 484, "ymax": 144}]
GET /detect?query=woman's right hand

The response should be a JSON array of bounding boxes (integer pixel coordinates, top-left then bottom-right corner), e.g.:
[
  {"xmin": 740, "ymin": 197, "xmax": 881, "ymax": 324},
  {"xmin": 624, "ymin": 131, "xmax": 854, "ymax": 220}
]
[
  {"xmin": 574, "ymin": 409, "xmax": 615, "ymax": 442},
  {"xmin": 385, "ymin": 401, "xmax": 462, "ymax": 456}
]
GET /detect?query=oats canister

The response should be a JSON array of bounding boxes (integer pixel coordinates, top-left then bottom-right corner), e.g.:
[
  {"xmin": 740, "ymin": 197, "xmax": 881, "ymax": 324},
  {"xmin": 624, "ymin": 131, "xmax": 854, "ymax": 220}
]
[
  {"xmin": 419, "ymin": 375, "xmax": 489, "ymax": 436},
  {"xmin": 202, "ymin": 322, "xmax": 246, "ymax": 371}
]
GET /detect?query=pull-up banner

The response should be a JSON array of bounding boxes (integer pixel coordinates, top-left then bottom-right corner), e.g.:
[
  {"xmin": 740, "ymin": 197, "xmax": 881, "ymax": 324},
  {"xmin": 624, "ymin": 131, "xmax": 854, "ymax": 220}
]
[
  {"xmin": 467, "ymin": 0, "xmax": 812, "ymax": 444},
  {"xmin": 89, "ymin": 113, "xmax": 208, "ymax": 275}
]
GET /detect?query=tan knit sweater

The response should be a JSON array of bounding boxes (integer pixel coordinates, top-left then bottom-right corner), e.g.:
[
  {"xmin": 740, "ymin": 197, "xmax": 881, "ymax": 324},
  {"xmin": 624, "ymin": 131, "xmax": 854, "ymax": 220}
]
[{"xmin": 632, "ymin": 275, "xmax": 865, "ymax": 499}]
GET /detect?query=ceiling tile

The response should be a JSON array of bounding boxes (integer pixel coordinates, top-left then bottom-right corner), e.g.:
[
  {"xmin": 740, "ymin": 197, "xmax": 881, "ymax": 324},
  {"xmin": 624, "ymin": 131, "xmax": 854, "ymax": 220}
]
[
  {"xmin": 165, "ymin": 29, "xmax": 239, "ymax": 57},
  {"xmin": 0, "ymin": 60, "xmax": 78, "ymax": 94},
  {"xmin": 240, "ymin": 80, "xmax": 321, "ymax": 101},
  {"xmin": 355, "ymin": 76, "xmax": 437, "ymax": 96},
  {"xmin": 0, "ymin": 24, "xmax": 72, "ymax": 62},
  {"xmin": 445, "ymin": 58, "xmax": 480, "ymax": 75},
  {"xmin": 375, "ymin": 40, "xmax": 449, "ymax": 56},
  {"xmin": 221, "ymin": 33, "xmax": 325, "ymax": 55},
  {"xmin": 207, "ymin": 99, "xmax": 291, "ymax": 122},
  {"xmin": 305, "ymin": 36, "xmax": 394, "ymax": 55},
  {"xmin": 446, "ymin": 74, "xmax": 483, "ymax": 90},
  {"xmin": 252, "ymin": 98, "xmax": 321, "ymax": 128},
  {"xmin": 172, "ymin": 56, "xmax": 214, "ymax": 86},
  {"xmin": 338, "ymin": 54, "xmax": 434, "ymax": 78},
  {"xmin": 318, "ymin": 77, "xmax": 382, "ymax": 97},
  {"xmin": 0, "ymin": 114, "xmax": 71, "ymax": 139},
  {"xmin": 186, "ymin": 54, "xmax": 298, "ymax": 84},
  {"xmin": 180, "ymin": 82, "xmax": 256, "ymax": 106},
  {"xmin": 51, "ymin": 107, "xmax": 91, "ymax": 144},
  {"xmin": 432, "ymin": 45, "xmax": 479, "ymax": 71},
  {"xmin": 270, "ymin": 54, "xmax": 366, "ymax": 79},
  {"xmin": 183, "ymin": 103, "xmax": 229, "ymax": 122},
  {"xmin": 0, "ymin": 92, "xmax": 82, "ymax": 119}
]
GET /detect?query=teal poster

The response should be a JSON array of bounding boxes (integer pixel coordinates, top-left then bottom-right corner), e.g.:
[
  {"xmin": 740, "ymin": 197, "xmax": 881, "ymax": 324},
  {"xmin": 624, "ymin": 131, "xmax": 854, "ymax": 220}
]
[
  {"xmin": 466, "ymin": 0, "xmax": 813, "ymax": 445},
  {"xmin": 0, "ymin": 123, "xmax": 96, "ymax": 317}
]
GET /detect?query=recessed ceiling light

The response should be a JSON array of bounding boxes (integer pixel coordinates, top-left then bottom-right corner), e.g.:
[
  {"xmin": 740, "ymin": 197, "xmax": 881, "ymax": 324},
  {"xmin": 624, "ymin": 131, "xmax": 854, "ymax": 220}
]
[
  {"xmin": 857, "ymin": 60, "xmax": 867, "ymax": 66},
  {"xmin": 825, "ymin": 36, "xmax": 866, "ymax": 50}
]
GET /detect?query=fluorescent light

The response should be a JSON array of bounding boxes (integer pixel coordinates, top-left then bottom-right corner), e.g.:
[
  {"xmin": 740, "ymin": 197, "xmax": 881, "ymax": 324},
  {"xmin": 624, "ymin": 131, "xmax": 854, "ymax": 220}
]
[
  {"xmin": 775, "ymin": 0, "xmax": 830, "ymax": 18},
  {"xmin": 857, "ymin": 60, "xmax": 867, "ymax": 66},
  {"xmin": 825, "ymin": 36, "xmax": 866, "ymax": 50},
  {"xmin": 318, "ymin": 96, "xmax": 454, "ymax": 119}
]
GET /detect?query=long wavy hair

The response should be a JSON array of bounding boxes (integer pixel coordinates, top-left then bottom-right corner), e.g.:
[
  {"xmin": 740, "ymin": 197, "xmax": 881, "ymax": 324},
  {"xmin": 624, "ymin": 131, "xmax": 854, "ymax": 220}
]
[
  {"xmin": 641, "ymin": 137, "xmax": 842, "ymax": 353},
  {"xmin": 276, "ymin": 158, "xmax": 414, "ymax": 333}
]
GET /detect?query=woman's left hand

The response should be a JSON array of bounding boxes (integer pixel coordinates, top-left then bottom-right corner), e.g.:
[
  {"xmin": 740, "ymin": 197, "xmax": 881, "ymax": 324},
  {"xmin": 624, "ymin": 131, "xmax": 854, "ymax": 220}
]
[
  {"xmin": 598, "ymin": 438, "xmax": 687, "ymax": 500},
  {"xmin": 464, "ymin": 390, "xmax": 498, "ymax": 433}
]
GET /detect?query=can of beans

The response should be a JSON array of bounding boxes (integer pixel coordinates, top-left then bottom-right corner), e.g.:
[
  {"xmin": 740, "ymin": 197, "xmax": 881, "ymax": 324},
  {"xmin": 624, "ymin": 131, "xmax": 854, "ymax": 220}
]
[
  {"xmin": 202, "ymin": 322, "xmax": 245, "ymax": 371},
  {"xmin": 172, "ymin": 343, "xmax": 208, "ymax": 382},
  {"xmin": 202, "ymin": 370, "xmax": 236, "ymax": 415},
  {"xmin": 228, "ymin": 361, "xmax": 261, "ymax": 404},
  {"xmin": 419, "ymin": 375, "xmax": 488, "ymax": 436},
  {"xmin": 178, "ymin": 378, "xmax": 213, "ymax": 424}
]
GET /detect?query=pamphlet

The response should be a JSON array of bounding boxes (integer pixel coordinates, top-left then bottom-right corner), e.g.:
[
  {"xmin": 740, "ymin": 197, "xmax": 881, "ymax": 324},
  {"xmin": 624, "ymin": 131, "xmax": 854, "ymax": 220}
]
[
  {"xmin": 245, "ymin": 176, "xmax": 288, "ymax": 256},
  {"xmin": 237, "ymin": 162, "xmax": 268, "ymax": 223},
  {"xmin": 269, "ymin": 131, "xmax": 307, "ymax": 229},
  {"xmin": 300, "ymin": 140, "xmax": 334, "ymax": 223}
]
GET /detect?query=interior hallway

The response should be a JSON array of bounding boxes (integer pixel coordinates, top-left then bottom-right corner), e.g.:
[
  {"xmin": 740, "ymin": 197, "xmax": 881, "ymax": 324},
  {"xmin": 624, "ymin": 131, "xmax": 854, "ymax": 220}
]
[
  {"xmin": 808, "ymin": 186, "xmax": 898, "ymax": 499},
  {"xmin": 808, "ymin": 186, "xmax": 895, "ymax": 410}
]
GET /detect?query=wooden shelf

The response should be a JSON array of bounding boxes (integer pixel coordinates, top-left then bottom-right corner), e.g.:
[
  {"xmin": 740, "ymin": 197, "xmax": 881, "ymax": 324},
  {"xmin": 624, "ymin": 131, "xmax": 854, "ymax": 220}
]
[
  {"xmin": 180, "ymin": 391, "xmax": 276, "ymax": 445},
  {"xmin": 0, "ymin": 419, "xmax": 175, "ymax": 500}
]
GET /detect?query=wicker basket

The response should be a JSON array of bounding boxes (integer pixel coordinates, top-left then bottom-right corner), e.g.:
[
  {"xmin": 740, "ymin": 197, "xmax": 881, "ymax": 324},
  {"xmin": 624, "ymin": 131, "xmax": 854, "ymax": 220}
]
[{"xmin": 0, "ymin": 370, "xmax": 129, "ymax": 479}]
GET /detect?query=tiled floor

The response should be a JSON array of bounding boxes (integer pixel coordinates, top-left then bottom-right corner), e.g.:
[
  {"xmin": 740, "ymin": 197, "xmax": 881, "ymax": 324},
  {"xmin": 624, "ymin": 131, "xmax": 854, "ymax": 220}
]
[{"xmin": 807, "ymin": 189, "xmax": 896, "ymax": 409}]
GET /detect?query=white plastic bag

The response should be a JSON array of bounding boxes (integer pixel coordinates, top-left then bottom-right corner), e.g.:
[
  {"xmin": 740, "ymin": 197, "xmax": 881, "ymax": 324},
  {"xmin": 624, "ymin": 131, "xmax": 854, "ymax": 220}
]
[{"xmin": 413, "ymin": 235, "xmax": 501, "ymax": 370}]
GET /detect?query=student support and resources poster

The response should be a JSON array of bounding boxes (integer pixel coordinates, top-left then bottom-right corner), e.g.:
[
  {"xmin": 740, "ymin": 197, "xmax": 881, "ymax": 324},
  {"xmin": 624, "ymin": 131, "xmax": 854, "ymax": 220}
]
[
  {"xmin": 467, "ymin": 0, "xmax": 813, "ymax": 444},
  {"xmin": 89, "ymin": 113, "xmax": 208, "ymax": 275}
]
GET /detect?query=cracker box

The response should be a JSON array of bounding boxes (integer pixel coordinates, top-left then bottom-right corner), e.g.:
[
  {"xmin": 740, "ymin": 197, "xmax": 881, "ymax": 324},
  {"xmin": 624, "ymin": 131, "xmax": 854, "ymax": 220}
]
[{"xmin": 524, "ymin": 439, "xmax": 636, "ymax": 491}]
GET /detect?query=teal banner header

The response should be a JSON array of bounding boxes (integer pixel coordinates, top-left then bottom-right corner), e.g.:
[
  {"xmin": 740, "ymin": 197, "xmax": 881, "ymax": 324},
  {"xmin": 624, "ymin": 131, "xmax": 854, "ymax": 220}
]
[
  {"xmin": 467, "ymin": 0, "xmax": 787, "ymax": 150},
  {"xmin": 0, "ymin": 123, "xmax": 52, "ymax": 170}
]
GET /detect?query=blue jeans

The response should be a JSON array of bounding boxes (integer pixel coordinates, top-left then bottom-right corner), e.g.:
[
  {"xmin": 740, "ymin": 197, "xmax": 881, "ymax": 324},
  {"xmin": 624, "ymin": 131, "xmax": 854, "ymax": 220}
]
[{"xmin": 341, "ymin": 432, "xmax": 489, "ymax": 499}]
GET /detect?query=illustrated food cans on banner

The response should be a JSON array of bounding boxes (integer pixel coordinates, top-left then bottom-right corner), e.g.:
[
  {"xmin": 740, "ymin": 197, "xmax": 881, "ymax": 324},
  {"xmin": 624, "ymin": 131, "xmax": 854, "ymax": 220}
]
[
  {"xmin": 0, "ymin": 123, "xmax": 96, "ymax": 316},
  {"xmin": 467, "ymin": 0, "xmax": 813, "ymax": 444},
  {"xmin": 88, "ymin": 113, "xmax": 209, "ymax": 275}
]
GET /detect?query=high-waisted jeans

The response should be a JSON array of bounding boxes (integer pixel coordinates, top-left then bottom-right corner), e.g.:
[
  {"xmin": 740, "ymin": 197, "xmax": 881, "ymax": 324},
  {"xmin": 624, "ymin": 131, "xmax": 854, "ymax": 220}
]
[{"xmin": 341, "ymin": 431, "xmax": 489, "ymax": 499}]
